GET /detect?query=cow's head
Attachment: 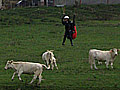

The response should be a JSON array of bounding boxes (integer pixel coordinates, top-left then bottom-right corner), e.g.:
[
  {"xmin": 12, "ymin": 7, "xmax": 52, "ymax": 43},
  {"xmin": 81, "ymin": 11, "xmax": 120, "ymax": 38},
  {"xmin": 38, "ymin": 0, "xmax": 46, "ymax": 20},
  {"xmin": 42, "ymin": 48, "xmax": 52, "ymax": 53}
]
[
  {"xmin": 47, "ymin": 50, "xmax": 54, "ymax": 57},
  {"xmin": 110, "ymin": 48, "xmax": 119, "ymax": 56},
  {"xmin": 4, "ymin": 60, "xmax": 14, "ymax": 70}
]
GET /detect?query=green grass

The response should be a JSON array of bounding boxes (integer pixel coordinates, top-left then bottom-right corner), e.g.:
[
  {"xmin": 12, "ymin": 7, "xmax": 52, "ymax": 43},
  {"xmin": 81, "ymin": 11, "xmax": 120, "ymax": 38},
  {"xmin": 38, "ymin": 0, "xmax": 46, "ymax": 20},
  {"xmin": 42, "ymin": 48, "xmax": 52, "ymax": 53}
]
[{"xmin": 0, "ymin": 5, "xmax": 120, "ymax": 90}]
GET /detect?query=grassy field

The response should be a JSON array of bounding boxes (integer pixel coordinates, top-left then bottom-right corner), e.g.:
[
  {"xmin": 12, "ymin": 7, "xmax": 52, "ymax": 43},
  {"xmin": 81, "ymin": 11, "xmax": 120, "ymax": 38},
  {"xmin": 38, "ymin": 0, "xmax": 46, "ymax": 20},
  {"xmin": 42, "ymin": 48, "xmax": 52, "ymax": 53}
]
[{"xmin": 0, "ymin": 5, "xmax": 120, "ymax": 90}]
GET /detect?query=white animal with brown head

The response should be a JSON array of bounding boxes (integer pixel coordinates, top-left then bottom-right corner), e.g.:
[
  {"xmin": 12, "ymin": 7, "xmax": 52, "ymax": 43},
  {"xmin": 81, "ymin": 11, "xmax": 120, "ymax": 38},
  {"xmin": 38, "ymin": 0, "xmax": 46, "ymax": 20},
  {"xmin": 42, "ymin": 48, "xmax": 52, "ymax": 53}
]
[
  {"xmin": 4, "ymin": 60, "xmax": 48, "ymax": 85},
  {"xmin": 89, "ymin": 48, "xmax": 119, "ymax": 69}
]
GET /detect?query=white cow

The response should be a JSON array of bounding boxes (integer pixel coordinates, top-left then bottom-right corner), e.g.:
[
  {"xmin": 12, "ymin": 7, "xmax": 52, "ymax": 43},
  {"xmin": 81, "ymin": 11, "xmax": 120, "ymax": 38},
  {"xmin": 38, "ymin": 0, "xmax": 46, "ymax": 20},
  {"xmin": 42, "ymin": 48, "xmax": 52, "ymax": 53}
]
[
  {"xmin": 42, "ymin": 50, "xmax": 58, "ymax": 70},
  {"xmin": 4, "ymin": 60, "xmax": 48, "ymax": 85},
  {"xmin": 89, "ymin": 48, "xmax": 119, "ymax": 69}
]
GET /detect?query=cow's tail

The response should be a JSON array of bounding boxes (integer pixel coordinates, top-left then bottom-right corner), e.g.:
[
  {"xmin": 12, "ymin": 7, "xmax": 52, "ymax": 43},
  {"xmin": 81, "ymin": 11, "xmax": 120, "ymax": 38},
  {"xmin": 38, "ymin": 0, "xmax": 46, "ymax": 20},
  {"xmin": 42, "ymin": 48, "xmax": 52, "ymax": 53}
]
[{"xmin": 42, "ymin": 64, "xmax": 50, "ymax": 69}]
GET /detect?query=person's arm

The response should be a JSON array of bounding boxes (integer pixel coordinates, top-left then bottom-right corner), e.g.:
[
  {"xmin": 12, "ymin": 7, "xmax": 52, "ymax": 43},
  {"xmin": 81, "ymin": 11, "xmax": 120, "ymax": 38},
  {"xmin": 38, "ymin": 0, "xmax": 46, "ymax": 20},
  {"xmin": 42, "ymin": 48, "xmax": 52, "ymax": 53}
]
[
  {"xmin": 62, "ymin": 14, "xmax": 65, "ymax": 25},
  {"xmin": 73, "ymin": 14, "xmax": 76, "ymax": 25}
]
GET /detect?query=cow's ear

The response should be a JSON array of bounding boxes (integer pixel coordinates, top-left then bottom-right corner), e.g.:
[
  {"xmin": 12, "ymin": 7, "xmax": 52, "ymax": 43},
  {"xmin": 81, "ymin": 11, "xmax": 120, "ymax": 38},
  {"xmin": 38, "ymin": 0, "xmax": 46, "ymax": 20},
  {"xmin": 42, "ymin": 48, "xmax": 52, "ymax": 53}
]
[
  {"xmin": 10, "ymin": 60, "xmax": 13, "ymax": 63},
  {"xmin": 110, "ymin": 49, "xmax": 113, "ymax": 52},
  {"xmin": 47, "ymin": 50, "xmax": 49, "ymax": 52},
  {"xmin": 117, "ymin": 49, "xmax": 120, "ymax": 52},
  {"xmin": 7, "ymin": 60, "xmax": 10, "ymax": 63},
  {"xmin": 50, "ymin": 50, "xmax": 54, "ymax": 52},
  {"xmin": 11, "ymin": 60, "xmax": 13, "ymax": 62}
]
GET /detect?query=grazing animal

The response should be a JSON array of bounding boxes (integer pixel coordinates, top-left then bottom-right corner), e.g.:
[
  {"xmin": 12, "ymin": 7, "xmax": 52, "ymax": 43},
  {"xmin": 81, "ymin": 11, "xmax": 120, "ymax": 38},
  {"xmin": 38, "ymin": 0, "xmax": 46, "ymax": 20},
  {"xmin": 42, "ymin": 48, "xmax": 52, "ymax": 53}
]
[
  {"xmin": 4, "ymin": 60, "xmax": 48, "ymax": 85},
  {"xmin": 89, "ymin": 48, "xmax": 119, "ymax": 69},
  {"xmin": 42, "ymin": 50, "xmax": 58, "ymax": 70}
]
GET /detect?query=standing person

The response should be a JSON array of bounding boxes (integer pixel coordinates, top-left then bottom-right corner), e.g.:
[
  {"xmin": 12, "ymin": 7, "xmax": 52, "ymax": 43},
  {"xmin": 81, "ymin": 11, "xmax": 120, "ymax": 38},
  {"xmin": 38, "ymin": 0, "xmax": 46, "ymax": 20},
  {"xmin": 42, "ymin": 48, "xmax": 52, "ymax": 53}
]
[{"xmin": 62, "ymin": 14, "xmax": 76, "ymax": 46}]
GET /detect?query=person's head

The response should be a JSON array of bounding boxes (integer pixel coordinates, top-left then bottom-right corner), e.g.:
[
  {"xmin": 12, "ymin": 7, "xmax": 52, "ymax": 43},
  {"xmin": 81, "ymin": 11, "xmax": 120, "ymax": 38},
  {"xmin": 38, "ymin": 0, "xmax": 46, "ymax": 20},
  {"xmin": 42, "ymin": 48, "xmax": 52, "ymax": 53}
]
[{"xmin": 63, "ymin": 16, "xmax": 69, "ymax": 21}]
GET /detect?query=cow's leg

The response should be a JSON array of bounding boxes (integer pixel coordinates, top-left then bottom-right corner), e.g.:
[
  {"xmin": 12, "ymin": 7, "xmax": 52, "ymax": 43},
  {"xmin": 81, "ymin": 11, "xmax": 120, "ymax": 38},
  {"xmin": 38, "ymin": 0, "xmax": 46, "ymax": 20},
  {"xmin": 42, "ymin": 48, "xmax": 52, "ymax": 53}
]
[
  {"xmin": 51, "ymin": 61, "xmax": 54, "ymax": 70},
  {"xmin": 29, "ymin": 75, "xmax": 38, "ymax": 84},
  {"xmin": 105, "ymin": 61, "xmax": 107, "ymax": 64},
  {"xmin": 89, "ymin": 55, "xmax": 93, "ymax": 69},
  {"xmin": 90, "ymin": 58, "xmax": 93, "ymax": 69},
  {"xmin": 90, "ymin": 59, "xmax": 93, "ymax": 69},
  {"xmin": 18, "ymin": 70, "xmax": 23, "ymax": 81},
  {"xmin": 93, "ymin": 60, "xmax": 98, "ymax": 70},
  {"xmin": 90, "ymin": 63, "xmax": 93, "ymax": 70},
  {"xmin": 54, "ymin": 60, "xmax": 58, "ymax": 70},
  {"xmin": 37, "ymin": 74, "xmax": 42, "ymax": 85},
  {"xmin": 29, "ymin": 70, "xmax": 40, "ymax": 84},
  {"xmin": 111, "ymin": 62, "xmax": 113, "ymax": 69},
  {"xmin": 106, "ymin": 60, "xmax": 109, "ymax": 68},
  {"xmin": 12, "ymin": 71, "xmax": 17, "ymax": 81}
]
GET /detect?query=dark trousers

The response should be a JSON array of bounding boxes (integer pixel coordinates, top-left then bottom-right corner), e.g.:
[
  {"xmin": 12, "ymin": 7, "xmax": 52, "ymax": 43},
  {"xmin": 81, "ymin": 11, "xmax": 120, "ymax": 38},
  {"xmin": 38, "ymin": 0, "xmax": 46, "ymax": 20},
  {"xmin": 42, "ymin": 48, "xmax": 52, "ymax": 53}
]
[{"xmin": 62, "ymin": 30, "xmax": 73, "ymax": 45}]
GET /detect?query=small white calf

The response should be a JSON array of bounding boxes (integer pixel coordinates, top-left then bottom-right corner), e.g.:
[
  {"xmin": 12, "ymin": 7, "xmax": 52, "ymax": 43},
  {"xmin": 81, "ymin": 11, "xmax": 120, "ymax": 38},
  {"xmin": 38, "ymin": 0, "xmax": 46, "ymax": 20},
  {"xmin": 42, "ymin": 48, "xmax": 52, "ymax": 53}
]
[
  {"xmin": 4, "ymin": 60, "xmax": 48, "ymax": 85},
  {"xmin": 89, "ymin": 48, "xmax": 119, "ymax": 69},
  {"xmin": 42, "ymin": 50, "xmax": 58, "ymax": 70}
]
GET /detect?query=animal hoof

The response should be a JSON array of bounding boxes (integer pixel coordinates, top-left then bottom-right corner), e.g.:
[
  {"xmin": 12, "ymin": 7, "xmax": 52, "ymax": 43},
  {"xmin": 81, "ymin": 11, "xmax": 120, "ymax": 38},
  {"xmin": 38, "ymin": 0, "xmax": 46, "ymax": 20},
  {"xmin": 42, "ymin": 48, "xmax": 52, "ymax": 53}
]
[
  {"xmin": 21, "ymin": 80, "xmax": 23, "ymax": 82},
  {"xmin": 12, "ymin": 79, "xmax": 14, "ymax": 81},
  {"xmin": 37, "ymin": 83, "xmax": 40, "ymax": 85},
  {"xmin": 90, "ymin": 68, "xmax": 93, "ymax": 70},
  {"xmin": 28, "ymin": 83, "xmax": 32, "ymax": 85},
  {"xmin": 95, "ymin": 68, "xmax": 98, "ymax": 70},
  {"xmin": 111, "ymin": 67, "xmax": 114, "ymax": 69}
]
